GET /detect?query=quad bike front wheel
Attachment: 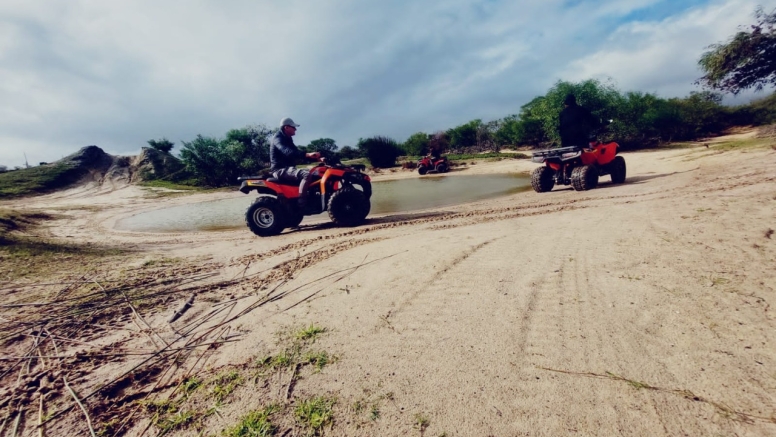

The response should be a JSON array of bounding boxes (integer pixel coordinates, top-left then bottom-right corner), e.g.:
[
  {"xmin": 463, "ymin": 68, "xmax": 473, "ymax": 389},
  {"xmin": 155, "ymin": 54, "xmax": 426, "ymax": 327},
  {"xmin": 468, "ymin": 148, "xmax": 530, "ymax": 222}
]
[
  {"xmin": 328, "ymin": 187, "xmax": 370, "ymax": 227},
  {"xmin": 435, "ymin": 162, "xmax": 449, "ymax": 173},
  {"xmin": 531, "ymin": 166, "xmax": 555, "ymax": 193},
  {"xmin": 418, "ymin": 166, "xmax": 428, "ymax": 175},
  {"xmin": 609, "ymin": 156, "xmax": 626, "ymax": 184},
  {"xmin": 571, "ymin": 165, "xmax": 599, "ymax": 191},
  {"xmin": 246, "ymin": 196, "xmax": 286, "ymax": 236}
]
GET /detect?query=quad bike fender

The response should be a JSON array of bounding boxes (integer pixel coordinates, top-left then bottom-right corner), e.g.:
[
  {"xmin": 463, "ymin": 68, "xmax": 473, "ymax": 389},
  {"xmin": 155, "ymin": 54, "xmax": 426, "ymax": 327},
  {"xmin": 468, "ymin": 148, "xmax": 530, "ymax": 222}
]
[
  {"xmin": 320, "ymin": 169, "xmax": 372, "ymax": 198},
  {"xmin": 239, "ymin": 180, "xmax": 278, "ymax": 196},
  {"xmin": 581, "ymin": 142, "xmax": 619, "ymax": 166},
  {"xmin": 320, "ymin": 168, "xmax": 346, "ymax": 196},
  {"xmin": 548, "ymin": 162, "xmax": 561, "ymax": 171},
  {"xmin": 344, "ymin": 173, "xmax": 372, "ymax": 198},
  {"xmin": 595, "ymin": 141, "xmax": 619, "ymax": 166}
]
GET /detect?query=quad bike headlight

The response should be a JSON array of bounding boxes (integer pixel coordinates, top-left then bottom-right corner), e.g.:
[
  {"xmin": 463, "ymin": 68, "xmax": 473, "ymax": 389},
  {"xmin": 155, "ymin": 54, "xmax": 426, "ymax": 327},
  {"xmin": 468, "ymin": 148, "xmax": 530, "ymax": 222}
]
[{"xmin": 561, "ymin": 152, "xmax": 581, "ymax": 159}]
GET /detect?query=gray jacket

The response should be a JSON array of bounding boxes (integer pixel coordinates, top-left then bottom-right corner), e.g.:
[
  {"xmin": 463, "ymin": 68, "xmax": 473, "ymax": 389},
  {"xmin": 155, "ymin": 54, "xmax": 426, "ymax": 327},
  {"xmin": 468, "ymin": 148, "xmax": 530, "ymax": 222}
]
[{"xmin": 270, "ymin": 130, "xmax": 305, "ymax": 171}]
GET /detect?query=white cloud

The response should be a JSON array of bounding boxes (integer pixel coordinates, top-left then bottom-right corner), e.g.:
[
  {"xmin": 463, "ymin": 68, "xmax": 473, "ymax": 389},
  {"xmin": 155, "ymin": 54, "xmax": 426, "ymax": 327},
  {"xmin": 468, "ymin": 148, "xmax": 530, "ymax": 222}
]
[
  {"xmin": 0, "ymin": 0, "xmax": 773, "ymax": 168},
  {"xmin": 562, "ymin": 0, "xmax": 776, "ymax": 98}
]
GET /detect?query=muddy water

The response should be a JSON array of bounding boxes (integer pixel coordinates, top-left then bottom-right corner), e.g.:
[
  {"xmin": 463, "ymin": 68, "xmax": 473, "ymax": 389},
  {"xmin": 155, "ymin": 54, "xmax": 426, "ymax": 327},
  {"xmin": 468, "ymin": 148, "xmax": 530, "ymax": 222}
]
[{"xmin": 115, "ymin": 173, "xmax": 530, "ymax": 233}]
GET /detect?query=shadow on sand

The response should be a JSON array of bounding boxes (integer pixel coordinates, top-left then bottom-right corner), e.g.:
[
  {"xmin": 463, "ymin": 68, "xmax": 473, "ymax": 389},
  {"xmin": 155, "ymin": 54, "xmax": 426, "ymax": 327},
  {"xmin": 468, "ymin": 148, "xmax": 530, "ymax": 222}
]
[{"xmin": 287, "ymin": 210, "xmax": 454, "ymax": 234}]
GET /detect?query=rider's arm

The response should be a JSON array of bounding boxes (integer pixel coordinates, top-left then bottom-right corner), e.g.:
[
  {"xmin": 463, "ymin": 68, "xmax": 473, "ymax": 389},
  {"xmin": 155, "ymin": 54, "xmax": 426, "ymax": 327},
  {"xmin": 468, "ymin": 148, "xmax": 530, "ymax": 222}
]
[{"xmin": 586, "ymin": 108, "xmax": 603, "ymax": 130}]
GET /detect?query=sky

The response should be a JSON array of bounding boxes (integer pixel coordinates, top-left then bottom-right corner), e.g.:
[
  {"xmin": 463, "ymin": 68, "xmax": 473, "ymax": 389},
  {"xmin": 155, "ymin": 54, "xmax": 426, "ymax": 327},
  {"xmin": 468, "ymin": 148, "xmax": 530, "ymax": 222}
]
[{"xmin": 1, "ymin": 0, "xmax": 775, "ymax": 168}]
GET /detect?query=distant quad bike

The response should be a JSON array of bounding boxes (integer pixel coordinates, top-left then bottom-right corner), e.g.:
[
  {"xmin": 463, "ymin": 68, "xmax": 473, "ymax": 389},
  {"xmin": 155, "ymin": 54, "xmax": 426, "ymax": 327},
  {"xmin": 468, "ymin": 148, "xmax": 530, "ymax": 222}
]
[
  {"xmin": 530, "ymin": 132, "xmax": 626, "ymax": 193},
  {"xmin": 417, "ymin": 155, "xmax": 449, "ymax": 175},
  {"xmin": 238, "ymin": 158, "xmax": 372, "ymax": 237}
]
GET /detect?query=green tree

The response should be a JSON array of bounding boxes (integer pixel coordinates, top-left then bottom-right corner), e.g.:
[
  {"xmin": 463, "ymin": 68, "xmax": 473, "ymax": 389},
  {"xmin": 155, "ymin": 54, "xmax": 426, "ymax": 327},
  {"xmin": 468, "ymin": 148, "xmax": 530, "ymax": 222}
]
[
  {"xmin": 147, "ymin": 138, "xmax": 175, "ymax": 153},
  {"xmin": 672, "ymin": 92, "xmax": 728, "ymax": 138},
  {"xmin": 179, "ymin": 135, "xmax": 232, "ymax": 186},
  {"xmin": 402, "ymin": 132, "xmax": 430, "ymax": 156},
  {"xmin": 337, "ymin": 145, "xmax": 362, "ymax": 160},
  {"xmin": 514, "ymin": 80, "xmax": 623, "ymax": 147},
  {"xmin": 307, "ymin": 138, "xmax": 338, "ymax": 156},
  {"xmin": 446, "ymin": 119, "xmax": 481, "ymax": 150},
  {"xmin": 697, "ymin": 7, "xmax": 776, "ymax": 94},
  {"xmin": 729, "ymin": 91, "xmax": 776, "ymax": 125},
  {"xmin": 224, "ymin": 124, "xmax": 273, "ymax": 170},
  {"xmin": 357, "ymin": 136, "xmax": 402, "ymax": 168}
]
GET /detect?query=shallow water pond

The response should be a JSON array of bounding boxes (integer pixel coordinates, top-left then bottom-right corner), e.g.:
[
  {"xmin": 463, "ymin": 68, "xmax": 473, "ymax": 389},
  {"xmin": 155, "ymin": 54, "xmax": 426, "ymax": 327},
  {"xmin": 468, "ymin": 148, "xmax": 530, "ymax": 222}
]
[{"xmin": 116, "ymin": 173, "xmax": 531, "ymax": 233}]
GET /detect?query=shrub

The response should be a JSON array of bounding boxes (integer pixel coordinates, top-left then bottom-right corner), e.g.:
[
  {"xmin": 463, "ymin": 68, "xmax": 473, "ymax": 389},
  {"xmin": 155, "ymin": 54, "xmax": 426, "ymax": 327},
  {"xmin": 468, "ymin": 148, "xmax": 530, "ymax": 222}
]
[{"xmin": 357, "ymin": 136, "xmax": 402, "ymax": 168}]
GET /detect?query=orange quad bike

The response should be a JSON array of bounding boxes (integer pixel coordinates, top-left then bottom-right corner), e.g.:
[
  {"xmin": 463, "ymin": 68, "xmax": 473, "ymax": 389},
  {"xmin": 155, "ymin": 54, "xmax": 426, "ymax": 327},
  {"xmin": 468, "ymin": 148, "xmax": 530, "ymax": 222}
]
[
  {"xmin": 238, "ymin": 158, "xmax": 372, "ymax": 236},
  {"xmin": 530, "ymin": 131, "xmax": 626, "ymax": 193}
]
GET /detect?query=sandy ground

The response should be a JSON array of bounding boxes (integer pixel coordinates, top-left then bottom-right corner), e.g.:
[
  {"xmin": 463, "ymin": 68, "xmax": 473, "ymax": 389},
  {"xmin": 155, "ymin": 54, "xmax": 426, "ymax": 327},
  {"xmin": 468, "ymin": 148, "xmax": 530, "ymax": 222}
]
[{"xmin": 2, "ymin": 136, "xmax": 776, "ymax": 436}]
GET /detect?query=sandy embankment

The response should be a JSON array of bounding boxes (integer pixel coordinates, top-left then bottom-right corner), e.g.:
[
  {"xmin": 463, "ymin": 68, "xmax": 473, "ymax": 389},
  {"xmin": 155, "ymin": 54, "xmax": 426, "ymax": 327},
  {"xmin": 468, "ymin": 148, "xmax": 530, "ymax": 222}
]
[{"xmin": 2, "ymin": 138, "xmax": 775, "ymax": 436}]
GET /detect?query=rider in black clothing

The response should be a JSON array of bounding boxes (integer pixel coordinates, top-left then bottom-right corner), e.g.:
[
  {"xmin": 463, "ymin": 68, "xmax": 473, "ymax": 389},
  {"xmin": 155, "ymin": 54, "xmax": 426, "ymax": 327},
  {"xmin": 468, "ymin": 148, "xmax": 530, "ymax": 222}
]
[
  {"xmin": 559, "ymin": 94, "xmax": 601, "ymax": 148},
  {"xmin": 270, "ymin": 117, "xmax": 320, "ymax": 208}
]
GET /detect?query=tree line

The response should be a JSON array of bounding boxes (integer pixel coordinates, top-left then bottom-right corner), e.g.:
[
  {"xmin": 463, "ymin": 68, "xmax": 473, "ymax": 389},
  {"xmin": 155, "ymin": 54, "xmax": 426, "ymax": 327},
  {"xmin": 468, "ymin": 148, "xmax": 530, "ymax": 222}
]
[
  {"xmin": 147, "ymin": 83, "xmax": 774, "ymax": 187},
  {"xmin": 143, "ymin": 7, "xmax": 775, "ymax": 187}
]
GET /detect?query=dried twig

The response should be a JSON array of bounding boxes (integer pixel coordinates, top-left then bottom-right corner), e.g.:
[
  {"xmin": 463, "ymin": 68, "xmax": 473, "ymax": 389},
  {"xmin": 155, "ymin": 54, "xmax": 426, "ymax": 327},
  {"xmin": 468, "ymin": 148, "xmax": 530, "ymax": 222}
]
[
  {"xmin": 38, "ymin": 393, "xmax": 45, "ymax": 437},
  {"xmin": 168, "ymin": 294, "xmax": 195, "ymax": 323},
  {"xmin": 11, "ymin": 406, "xmax": 22, "ymax": 437},
  {"xmin": 63, "ymin": 377, "xmax": 97, "ymax": 437},
  {"xmin": 285, "ymin": 363, "xmax": 301, "ymax": 400},
  {"xmin": 120, "ymin": 289, "xmax": 168, "ymax": 347},
  {"xmin": 43, "ymin": 328, "xmax": 60, "ymax": 356}
]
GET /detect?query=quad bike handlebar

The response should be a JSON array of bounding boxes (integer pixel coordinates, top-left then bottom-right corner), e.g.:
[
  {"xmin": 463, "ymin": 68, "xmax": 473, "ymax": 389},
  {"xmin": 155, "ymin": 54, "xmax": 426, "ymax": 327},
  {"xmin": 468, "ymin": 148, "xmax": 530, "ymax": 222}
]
[{"xmin": 311, "ymin": 156, "xmax": 367, "ymax": 172}]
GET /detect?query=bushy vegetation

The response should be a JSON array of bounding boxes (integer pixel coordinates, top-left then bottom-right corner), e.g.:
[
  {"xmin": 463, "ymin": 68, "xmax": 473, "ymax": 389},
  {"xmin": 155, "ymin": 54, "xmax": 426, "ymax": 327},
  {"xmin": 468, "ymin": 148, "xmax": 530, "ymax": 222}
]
[
  {"xmin": 304, "ymin": 138, "xmax": 338, "ymax": 155},
  {"xmin": 179, "ymin": 125, "xmax": 273, "ymax": 187},
  {"xmin": 444, "ymin": 79, "xmax": 755, "ymax": 151},
  {"xmin": 402, "ymin": 132, "xmax": 430, "ymax": 156},
  {"xmin": 357, "ymin": 136, "xmax": 403, "ymax": 168}
]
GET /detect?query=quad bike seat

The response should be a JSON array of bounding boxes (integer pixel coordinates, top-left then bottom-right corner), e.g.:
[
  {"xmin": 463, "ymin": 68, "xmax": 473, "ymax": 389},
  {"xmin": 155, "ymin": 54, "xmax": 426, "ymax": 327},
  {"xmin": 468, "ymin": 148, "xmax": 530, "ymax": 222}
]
[
  {"xmin": 236, "ymin": 175, "xmax": 299, "ymax": 186},
  {"xmin": 237, "ymin": 175, "xmax": 265, "ymax": 181},
  {"xmin": 265, "ymin": 177, "xmax": 300, "ymax": 186}
]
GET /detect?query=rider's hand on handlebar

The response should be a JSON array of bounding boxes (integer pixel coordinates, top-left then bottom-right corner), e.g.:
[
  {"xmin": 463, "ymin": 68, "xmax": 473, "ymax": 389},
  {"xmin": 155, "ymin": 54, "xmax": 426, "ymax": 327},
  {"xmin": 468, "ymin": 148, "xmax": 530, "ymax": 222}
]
[{"xmin": 306, "ymin": 152, "xmax": 321, "ymax": 160}]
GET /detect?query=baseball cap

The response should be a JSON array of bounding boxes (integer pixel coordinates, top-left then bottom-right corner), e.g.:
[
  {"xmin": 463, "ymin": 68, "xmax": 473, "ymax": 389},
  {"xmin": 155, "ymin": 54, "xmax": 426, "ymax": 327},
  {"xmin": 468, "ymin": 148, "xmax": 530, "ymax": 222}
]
[{"xmin": 280, "ymin": 117, "xmax": 300, "ymax": 128}]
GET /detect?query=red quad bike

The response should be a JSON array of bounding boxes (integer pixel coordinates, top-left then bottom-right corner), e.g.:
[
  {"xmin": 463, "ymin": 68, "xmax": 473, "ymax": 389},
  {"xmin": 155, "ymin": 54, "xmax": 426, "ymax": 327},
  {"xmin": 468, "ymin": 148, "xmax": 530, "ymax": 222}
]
[
  {"xmin": 238, "ymin": 158, "xmax": 372, "ymax": 237},
  {"xmin": 530, "ymin": 131, "xmax": 626, "ymax": 193},
  {"xmin": 417, "ymin": 155, "xmax": 449, "ymax": 175}
]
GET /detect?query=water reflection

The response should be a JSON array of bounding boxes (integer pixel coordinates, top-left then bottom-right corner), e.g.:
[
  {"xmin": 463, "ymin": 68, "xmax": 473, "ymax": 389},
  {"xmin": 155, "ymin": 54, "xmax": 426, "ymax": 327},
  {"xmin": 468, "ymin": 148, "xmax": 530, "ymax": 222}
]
[{"xmin": 116, "ymin": 173, "xmax": 530, "ymax": 233}]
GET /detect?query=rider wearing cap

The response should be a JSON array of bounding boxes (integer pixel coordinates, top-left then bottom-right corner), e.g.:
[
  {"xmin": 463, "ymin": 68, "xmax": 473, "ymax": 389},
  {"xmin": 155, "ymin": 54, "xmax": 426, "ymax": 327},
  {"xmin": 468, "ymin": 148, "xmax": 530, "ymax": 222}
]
[
  {"xmin": 559, "ymin": 94, "xmax": 601, "ymax": 148},
  {"xmin": 270, "ymin": 117, "xmax": 320, "ymax": 208}
]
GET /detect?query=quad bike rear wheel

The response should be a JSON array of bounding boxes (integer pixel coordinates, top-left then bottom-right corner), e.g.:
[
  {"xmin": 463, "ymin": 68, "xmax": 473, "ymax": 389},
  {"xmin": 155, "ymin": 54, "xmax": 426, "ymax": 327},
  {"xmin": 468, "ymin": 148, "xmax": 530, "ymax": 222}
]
[
  {"xmin": 609, "ymin": 156, "xmax": 626, "ymax": 184},
  {"xmin": 435, "ymin": 162, "xmax": 449, "ymax": 173},
  {"xmin": 418, "ymin": 166, "xmax": 428, "ymax": 175},
  {"xmin": 328, "ymin": 187, "xmax": 370, "ymax": 227},
  {"xmin": 531, "ymin": 166, "xmax": 555, "ymax": 193},
  {"xmin": 571, "ymin": 165, "xmax": 599, "ymax": 191},
  {"xmin": 246, "ymin": 196, "xmax": 286, "ymax": 236}
]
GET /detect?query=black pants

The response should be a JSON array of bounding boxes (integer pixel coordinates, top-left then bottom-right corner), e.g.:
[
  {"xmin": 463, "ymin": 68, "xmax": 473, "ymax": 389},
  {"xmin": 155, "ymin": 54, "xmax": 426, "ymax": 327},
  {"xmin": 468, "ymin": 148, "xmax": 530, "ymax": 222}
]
[{"xmin": 273, "ymin": 167, "xmax": 313, "ymax": 199}]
